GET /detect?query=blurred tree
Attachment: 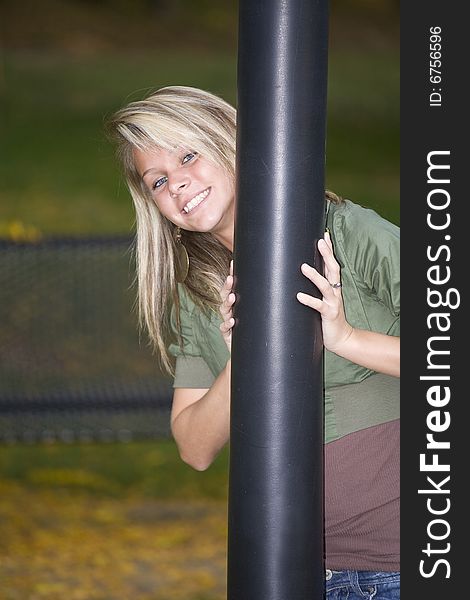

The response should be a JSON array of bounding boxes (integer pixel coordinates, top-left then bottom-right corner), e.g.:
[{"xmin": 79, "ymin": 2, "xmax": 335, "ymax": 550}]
[{"xmin": 2, "ymin": 0, "xmax": 398, "ymax": 54}]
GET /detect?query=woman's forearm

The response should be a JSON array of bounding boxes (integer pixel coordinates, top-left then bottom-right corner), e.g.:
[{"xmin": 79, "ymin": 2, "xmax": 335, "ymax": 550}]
[
  {"xmin": 332, "ymin": 329, "xmax": 400, "ymax": 378},
  {"xmin": 296, "ymin": 234, "xmax": 400, "ymax": 378},
  {"xmin": 171, "ymin": 360, "xmax": 231, "ymax": 471}
]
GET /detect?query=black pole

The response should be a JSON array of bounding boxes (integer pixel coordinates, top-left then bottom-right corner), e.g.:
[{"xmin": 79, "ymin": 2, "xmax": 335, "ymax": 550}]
[{"xmin": 228, "ymin": 1, "xmax": 329, "ymax": 599}]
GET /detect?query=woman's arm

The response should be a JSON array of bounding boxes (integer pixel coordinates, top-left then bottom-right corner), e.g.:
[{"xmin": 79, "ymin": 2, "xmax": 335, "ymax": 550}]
[
  {"xmin": 170, "ymin": 267, "xmax": 235, "ymax": 471},
  {"xmin": 297, "ymin": 232, "xmax": 400, "ymax": 377},
  {"xmin": 182, "ymin": 229, "xmax": 400, "ymax": 472},
  {"xmin": 171, "ymin": 359, "xmax": 231, "ymax": 471}
]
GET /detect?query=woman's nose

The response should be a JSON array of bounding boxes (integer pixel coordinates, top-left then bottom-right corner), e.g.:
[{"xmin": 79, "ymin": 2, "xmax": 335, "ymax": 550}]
[{"xmin": 168, "ymin": 174, "xmax": 190, "ymax": 196}]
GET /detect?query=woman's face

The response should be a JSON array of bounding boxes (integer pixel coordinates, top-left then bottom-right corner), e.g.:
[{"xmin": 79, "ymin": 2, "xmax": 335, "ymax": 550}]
[{"xmin": 133, "ymin": 146, "xmax": 235, "ymax": 249}]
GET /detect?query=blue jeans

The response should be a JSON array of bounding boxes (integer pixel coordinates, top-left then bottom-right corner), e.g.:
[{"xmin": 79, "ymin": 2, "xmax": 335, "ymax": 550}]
[{"xmin": 325, "ymin": 569, "xmax": 400, "ymax": 599}]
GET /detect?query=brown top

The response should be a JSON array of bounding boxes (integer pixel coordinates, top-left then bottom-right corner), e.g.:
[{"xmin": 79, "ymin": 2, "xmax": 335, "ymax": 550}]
[{"xmin": 325, "ymin": 419, "xmax": 400, "ymax": 571}]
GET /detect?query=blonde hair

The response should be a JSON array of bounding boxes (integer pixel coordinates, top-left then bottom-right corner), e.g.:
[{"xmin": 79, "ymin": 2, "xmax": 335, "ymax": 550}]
[
  {"xmin": 107, "ymin": 86, "xmax": 235, "ymax": 374},
  {"xmin": 107, "ymin": 85, "xmax": 342, "ymax": 375}
]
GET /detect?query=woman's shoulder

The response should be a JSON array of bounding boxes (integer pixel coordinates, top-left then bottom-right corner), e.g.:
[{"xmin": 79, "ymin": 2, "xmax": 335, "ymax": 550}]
[{"xmin": 327, "ymin": 198, "xmax": 400, "ymax": 240}]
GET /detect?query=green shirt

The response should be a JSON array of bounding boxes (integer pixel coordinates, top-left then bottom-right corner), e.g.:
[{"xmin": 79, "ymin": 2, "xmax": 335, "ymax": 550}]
[{"xmin": 169, "ymin": 199, "xmax": 400, "ymax": 443}]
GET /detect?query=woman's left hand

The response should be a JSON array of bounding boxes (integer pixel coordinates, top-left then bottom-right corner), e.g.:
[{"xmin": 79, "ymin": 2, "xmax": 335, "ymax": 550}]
[{"xmin": 297, "ymin": 231, "xmax": 353, "ymax": 354}]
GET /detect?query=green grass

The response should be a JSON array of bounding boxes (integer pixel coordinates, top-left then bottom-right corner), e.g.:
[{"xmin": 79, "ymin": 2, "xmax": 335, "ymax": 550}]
[
  {"xmin": 0, "ymin": 439, "xmax": 229, "ymax": 500},
  {"xmin": 326, "ymin": 50, "xmax": 400, "ymax": 223},
  {"xmin": 0, "ymin": 49, "xmax": 238, "ymax": 236},
  {"xmin": 1, "ymin": 45, "xmax": 399, "ymax": 239}
]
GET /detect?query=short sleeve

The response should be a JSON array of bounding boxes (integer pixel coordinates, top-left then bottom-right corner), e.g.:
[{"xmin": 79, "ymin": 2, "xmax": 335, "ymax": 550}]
[
  {"xmin": 168, "ymin": 287, "xmax": 216, "ymax": 389},
  {"xmin": 338, "ymin": 201, "xmax": 400, "ymax": 317},
  {"xmin": 173, "ymin": 356, "xmax": 215, "ymax": 389}
]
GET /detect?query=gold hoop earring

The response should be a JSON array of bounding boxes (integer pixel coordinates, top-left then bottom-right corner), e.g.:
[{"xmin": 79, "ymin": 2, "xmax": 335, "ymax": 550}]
[{"xmin": 174, "ymin": 227, "xmax": 189, "ymax": 283}]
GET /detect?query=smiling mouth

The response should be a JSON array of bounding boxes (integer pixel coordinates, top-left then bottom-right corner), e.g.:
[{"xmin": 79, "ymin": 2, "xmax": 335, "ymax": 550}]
[{"xmin": 182, "ymin": 188, "xmax": 211, "ymax": 214}]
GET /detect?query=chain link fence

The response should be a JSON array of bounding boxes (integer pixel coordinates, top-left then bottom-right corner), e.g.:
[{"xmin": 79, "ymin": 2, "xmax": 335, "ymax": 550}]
[{"xmin": 0, "ymin": 237, "xmax": 173, "ymax": 444}]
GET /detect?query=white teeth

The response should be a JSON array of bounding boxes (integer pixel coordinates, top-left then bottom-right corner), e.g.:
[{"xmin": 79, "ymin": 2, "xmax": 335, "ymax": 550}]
[{"xmin": 183, "ymin": 188, "xmax": 210, "ymax": 213}]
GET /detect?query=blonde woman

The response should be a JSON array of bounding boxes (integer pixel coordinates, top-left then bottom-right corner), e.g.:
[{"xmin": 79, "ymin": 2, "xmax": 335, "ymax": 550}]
[{"xmin": 108, "ymin": 85, "xmax": 400, "ymax": 599}]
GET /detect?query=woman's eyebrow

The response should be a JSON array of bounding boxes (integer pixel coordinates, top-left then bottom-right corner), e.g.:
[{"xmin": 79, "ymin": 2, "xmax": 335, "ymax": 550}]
[{"xmin": 141, "ymin": 168, "xmax": 158, "ymax": 179}]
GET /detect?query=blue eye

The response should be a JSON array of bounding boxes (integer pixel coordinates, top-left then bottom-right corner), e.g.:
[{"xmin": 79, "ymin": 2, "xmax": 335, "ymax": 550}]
[
  {"xmin": 182, "ymin": 152, "xmax": 197, "ymax": 164},
  {"xmin": 152, "ymin": 176, "xmax": 167, "ymax": 191}
]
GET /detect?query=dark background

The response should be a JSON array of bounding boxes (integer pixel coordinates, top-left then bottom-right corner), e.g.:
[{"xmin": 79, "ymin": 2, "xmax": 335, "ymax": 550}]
[{"xmin": 0, "ymin": 0, "xmax": 399, "ymax": 238}]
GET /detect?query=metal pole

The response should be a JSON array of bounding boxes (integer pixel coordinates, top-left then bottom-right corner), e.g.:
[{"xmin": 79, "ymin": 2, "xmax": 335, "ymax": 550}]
[{"xmin": 228, "ymin": 1, "xmax": 329, "ymax": 599}]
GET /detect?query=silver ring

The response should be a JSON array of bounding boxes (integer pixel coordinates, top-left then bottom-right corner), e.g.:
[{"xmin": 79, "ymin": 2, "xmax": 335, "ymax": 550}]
[{"xmin": 330, "ymin": 282, "xmax": 342, "ymax": 288}]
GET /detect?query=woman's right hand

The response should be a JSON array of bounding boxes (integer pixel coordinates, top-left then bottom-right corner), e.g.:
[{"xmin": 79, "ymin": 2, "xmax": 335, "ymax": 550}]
[{"xmin": 219, "ymin": 260, "xmax": 235, "ymax": 353}]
